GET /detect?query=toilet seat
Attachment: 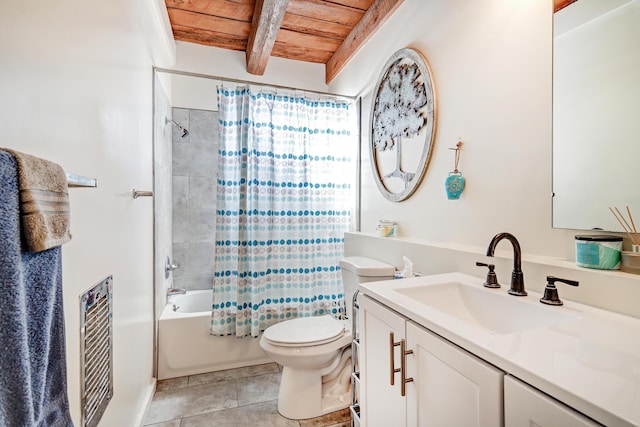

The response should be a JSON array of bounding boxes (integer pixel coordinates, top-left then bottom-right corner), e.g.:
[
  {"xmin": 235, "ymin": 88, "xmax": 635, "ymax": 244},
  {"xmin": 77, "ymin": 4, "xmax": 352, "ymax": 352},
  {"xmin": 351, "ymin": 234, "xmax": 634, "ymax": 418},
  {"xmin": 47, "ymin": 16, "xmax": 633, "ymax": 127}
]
[{"xmin": 263, "ymin": 315, "xmax": 346, "ymax": 347}]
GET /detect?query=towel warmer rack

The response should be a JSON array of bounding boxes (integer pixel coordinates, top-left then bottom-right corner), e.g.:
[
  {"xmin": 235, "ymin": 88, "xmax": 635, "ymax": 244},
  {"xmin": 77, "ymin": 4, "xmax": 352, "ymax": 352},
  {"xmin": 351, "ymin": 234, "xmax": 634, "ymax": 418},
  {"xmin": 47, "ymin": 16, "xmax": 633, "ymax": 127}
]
[{"xmin": 350, "ymin": 290, "xmax": 361, "ymax": 427}]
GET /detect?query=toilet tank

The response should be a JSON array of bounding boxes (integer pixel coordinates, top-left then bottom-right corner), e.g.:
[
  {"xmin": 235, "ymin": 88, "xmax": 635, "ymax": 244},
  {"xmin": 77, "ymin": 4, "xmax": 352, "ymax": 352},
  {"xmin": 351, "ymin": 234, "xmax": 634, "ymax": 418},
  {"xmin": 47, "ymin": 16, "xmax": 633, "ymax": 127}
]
[{"xmin": 339, "ymin": 256, "xmax": 395, "ymax": 312}]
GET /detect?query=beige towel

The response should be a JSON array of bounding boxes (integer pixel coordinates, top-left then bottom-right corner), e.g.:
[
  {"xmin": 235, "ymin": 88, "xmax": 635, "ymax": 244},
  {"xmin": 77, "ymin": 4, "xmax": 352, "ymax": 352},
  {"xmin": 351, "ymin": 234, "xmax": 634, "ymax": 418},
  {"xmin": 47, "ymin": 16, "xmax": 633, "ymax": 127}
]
[{"xmin": 2, "ymin": 148, "xmax": 71, "ymax": 252}]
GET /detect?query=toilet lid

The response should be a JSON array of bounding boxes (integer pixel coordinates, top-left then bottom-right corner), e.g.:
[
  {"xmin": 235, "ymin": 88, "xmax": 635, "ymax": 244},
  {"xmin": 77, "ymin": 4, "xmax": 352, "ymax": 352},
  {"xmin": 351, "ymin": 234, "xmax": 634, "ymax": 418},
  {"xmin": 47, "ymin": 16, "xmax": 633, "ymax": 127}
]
[{"xmin": 263, "ymin": 315, "xmax": 346, "ymax": 347}]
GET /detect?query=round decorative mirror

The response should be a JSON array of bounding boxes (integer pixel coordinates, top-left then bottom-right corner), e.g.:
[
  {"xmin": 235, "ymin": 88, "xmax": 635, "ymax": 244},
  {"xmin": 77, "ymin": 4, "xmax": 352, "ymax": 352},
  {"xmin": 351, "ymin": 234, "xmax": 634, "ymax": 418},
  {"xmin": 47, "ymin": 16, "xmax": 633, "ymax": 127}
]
[{"xmin": 369, "ymin": 48, "xmax": 437, "ymax": 202}]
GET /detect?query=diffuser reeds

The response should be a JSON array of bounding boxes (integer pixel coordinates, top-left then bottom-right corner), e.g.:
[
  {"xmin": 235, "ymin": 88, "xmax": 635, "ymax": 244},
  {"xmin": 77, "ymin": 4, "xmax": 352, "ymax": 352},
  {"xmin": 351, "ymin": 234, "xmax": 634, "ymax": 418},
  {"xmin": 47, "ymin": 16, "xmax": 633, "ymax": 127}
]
[{"xmin": 609, "ymin": 206, "xmax": 640, "ymax": 247}]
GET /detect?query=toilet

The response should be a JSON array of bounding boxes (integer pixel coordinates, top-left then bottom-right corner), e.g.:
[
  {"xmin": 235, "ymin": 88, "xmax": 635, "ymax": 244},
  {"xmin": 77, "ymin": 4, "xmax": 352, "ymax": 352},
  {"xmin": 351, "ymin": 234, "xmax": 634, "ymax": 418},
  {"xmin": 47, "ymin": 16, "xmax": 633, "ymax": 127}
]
[{"xmin": 259, "ymin": 256, "xmax": 395, "ymax": 419}]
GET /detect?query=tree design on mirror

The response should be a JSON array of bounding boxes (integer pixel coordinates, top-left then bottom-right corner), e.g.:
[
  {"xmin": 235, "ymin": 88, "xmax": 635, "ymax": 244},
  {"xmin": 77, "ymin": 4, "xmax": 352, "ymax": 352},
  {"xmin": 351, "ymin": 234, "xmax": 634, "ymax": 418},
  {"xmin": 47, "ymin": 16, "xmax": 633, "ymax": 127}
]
[{"xmin": 370, "ymin": 48, "xmax": 437, "ymax": 202}]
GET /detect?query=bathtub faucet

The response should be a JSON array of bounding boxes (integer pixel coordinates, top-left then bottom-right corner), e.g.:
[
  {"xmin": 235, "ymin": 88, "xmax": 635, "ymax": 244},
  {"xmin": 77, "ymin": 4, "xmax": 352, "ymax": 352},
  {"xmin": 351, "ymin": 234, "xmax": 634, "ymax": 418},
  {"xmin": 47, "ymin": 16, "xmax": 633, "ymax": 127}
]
[{"xmin": 167, "ymin": 287, "xmax": 186, "ymax": 296}]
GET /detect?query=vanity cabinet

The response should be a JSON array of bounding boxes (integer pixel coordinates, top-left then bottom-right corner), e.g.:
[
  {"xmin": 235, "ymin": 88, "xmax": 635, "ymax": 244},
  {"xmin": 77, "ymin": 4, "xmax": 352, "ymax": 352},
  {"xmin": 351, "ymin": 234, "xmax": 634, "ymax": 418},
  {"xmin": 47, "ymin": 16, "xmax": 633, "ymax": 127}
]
[
  {"xmin": 504, "ymin": 376, "xmax": 601, "ymax": 427},
  {"xmin": 359, "ymin": 295, "xmax": 504, "ymax": 427},
  {"xmin": 359, "ymin": 294, "xmax": 407, "ymax": 426}
]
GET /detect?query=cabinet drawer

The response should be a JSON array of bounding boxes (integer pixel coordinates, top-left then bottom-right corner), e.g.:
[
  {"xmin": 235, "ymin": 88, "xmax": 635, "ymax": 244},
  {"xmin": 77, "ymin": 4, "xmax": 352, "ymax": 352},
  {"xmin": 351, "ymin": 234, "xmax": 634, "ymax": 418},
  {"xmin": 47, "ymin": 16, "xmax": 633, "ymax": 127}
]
[{"xmin": 505, "ymin": 376, "xmax": 602, "ymax": 427}]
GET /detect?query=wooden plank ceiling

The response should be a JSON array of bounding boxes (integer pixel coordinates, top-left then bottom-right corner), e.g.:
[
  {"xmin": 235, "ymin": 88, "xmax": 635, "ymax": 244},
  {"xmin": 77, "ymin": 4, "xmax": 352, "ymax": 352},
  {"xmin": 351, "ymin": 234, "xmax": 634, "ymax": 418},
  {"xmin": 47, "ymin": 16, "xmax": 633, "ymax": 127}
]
[
  {"xmin": 165, "ymin": 0, "xmax": 403, "ymax": 83},
  {"xmin": 165, "ymin": 0, "xmax": 578, "ymax": 84}
]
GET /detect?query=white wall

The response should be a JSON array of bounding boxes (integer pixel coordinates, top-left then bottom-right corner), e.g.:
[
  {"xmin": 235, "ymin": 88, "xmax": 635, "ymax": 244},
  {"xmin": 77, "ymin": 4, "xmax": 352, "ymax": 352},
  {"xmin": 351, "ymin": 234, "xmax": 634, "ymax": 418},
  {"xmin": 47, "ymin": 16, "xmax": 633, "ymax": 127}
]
[
  {"xmin": 168, "ymin": 41, "xmax": 331, "ymax": 111},
  {"xmin": 173, "ymin": 42, "xmax": 329, "ymax": 93},
  {"xmin": 0, "ymin": 0, "xmax": 172, "ymax": 425},
  {"xmin": 330, "ymin": 0, "xmax": 582, "ymax": 259}
]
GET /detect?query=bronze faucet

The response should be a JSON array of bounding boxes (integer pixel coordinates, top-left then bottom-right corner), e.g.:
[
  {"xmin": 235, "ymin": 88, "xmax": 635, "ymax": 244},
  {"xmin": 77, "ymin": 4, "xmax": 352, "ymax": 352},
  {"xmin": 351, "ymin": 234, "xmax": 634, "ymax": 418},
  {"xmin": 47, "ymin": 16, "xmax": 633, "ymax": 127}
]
[{"xmin": 486, "ymin": 232, "xmax": 527, "ymax": 296}]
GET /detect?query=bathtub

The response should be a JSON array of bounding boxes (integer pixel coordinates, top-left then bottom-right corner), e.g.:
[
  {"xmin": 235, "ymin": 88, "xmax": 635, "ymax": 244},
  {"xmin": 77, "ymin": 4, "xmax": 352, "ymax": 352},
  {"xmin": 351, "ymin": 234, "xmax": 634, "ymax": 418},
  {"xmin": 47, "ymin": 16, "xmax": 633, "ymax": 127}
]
[{"xmin": 157, "ymin": 290, "xmax": 272, "ymax": 380}]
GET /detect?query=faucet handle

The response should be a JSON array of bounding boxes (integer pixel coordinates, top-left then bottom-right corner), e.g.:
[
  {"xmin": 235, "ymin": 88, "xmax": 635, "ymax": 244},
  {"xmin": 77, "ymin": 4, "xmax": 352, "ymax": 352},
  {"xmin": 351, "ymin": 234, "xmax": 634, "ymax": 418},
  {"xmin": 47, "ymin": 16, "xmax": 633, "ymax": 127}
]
[
  {"xmin": 540, "ymin": 276, "xmax": 579, "ymax": 306},
  {"xmin": 475, "ymin": 262, "xmax": 500, "ymax": 289},
  {"xmin": 165, "ymin": 256, "xmax": 180, "ymax": 279}
]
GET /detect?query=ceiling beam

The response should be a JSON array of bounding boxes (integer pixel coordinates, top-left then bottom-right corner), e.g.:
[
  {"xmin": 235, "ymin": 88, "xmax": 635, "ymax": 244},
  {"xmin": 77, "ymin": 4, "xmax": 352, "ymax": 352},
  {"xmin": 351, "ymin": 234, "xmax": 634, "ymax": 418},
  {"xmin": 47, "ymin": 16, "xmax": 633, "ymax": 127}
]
[
  {"xmin": 325, "ymin": 0, "xmax": 404, "ymax": 84},
  {"xmin": 246, "ymin": 0, "xmax": 291, "ymax": 75}
]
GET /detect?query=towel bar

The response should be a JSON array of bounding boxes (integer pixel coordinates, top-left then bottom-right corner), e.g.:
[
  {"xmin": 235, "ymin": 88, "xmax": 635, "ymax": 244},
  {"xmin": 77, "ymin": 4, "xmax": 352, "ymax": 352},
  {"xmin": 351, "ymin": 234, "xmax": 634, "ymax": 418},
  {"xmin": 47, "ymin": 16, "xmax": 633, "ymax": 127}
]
[
  {"xmin": 66, "ymin": 173, "xmax": 97, "ymax": 188},
  {"xmin": 132, "ymin": 189, "xmax": 153, "ymax": 199}
]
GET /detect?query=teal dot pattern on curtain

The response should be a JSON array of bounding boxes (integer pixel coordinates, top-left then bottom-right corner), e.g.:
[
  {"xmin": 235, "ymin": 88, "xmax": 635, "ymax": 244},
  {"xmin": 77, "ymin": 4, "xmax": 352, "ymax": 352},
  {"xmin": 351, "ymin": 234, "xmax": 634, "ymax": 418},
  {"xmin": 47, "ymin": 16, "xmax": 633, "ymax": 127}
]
[{"xmin": 212, "ymin": 86, "xmax": 357, "ymax": 338}]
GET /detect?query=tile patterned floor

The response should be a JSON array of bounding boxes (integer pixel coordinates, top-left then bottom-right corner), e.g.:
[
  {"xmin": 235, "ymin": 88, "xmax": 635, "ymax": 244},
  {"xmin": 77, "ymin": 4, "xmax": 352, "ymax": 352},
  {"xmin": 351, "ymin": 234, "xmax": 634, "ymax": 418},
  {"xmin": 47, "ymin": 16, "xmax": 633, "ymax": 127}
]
[{"xmin": 143, "ymin": 363, "xmax": 351, "ymax": 427}]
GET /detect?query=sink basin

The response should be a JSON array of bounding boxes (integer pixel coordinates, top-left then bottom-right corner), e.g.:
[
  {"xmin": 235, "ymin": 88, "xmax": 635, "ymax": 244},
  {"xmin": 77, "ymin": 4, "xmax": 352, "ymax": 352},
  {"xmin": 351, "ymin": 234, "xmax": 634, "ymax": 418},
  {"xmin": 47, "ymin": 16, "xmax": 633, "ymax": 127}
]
[{"xmin": 395, "ymin": 281, "xmax": 579, "ymax": 335}]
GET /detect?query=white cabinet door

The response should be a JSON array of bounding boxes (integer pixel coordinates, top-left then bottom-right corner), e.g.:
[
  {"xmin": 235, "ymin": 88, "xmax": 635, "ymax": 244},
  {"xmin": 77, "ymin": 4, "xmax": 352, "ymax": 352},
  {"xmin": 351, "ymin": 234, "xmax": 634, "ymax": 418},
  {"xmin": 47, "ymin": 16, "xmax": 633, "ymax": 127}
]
[
  {"xmin": 406, "ymin": 321, "xmax": 504, "ymax": 427},
  {"xmin": 505, "ymin": 376, "xmax": 601, "ymax": 427},
  {"xmin": 359, "ymin": 295, "xmax": 408, "ymax": 427}
]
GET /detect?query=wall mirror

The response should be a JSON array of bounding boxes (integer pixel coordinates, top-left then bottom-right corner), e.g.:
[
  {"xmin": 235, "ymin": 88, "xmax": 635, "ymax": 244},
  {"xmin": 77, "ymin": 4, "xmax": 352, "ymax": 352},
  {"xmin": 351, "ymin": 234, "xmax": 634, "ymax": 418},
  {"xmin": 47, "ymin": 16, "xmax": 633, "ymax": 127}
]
[{"xmin": 552, "ymin": 0, "xmax": 640, "ymax": 231}]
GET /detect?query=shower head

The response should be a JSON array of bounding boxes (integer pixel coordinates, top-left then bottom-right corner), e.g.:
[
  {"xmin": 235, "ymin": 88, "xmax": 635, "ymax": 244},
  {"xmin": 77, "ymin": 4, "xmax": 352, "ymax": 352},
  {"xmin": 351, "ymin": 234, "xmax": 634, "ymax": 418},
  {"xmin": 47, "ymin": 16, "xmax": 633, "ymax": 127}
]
[{"xmin": 165, "ymin": 117, "xmax": 190, "ymax": 138}]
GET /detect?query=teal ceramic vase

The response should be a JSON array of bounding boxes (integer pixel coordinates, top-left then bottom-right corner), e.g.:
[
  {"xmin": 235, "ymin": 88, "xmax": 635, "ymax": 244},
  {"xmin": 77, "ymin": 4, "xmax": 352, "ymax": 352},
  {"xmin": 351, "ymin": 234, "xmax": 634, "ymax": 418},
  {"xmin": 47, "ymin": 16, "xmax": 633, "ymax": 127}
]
[{"xmin": 445, "ymin": 172, "xmax": 465, "ymax": 200}]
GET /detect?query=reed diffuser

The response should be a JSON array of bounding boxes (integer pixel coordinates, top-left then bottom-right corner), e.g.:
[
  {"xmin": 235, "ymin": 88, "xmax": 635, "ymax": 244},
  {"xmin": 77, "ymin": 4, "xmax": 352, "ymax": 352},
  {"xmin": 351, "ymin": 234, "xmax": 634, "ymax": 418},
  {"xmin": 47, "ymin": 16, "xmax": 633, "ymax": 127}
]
[
  {"xmin": 610, "ymin": 206, "xmax": 640, "ymax": 273},
  {"xmin": 609, "ymin": 206, "xmax": 640, "ymax": 249}
]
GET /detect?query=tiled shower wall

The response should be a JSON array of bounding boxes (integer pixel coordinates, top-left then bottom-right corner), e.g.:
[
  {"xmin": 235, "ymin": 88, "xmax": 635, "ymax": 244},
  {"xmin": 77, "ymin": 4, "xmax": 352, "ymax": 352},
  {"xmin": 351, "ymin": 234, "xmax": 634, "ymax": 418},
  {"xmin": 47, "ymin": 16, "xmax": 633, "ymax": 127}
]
[{"xmin": 172, "ymin": 107, "xmax": 219, "ymax": 290}]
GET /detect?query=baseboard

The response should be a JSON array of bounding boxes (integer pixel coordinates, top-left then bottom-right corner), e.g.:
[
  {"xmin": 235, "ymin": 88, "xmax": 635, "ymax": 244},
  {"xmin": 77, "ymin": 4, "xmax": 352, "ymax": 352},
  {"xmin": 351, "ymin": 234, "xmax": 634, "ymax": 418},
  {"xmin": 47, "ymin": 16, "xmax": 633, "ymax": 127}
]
[{"xmin": 136, "ymin": 378, "xmax": 157, "ymax": 427}]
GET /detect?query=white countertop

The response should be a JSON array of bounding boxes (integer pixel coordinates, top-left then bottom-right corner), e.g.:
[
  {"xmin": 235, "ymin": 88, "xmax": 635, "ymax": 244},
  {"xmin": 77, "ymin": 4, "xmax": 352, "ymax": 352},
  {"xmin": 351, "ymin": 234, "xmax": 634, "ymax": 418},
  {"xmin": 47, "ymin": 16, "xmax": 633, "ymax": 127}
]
[{"xmin": 359, "ymin": 272, "xmax": 640, "ymax": 427}]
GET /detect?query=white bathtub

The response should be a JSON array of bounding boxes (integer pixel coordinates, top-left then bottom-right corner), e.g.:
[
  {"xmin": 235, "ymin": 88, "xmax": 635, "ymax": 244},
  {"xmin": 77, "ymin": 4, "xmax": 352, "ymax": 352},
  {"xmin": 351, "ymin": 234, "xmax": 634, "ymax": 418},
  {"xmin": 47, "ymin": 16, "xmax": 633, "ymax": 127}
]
[{"xmin": 157, "ymin": 290, "xmax": 272, "ymax": 380}]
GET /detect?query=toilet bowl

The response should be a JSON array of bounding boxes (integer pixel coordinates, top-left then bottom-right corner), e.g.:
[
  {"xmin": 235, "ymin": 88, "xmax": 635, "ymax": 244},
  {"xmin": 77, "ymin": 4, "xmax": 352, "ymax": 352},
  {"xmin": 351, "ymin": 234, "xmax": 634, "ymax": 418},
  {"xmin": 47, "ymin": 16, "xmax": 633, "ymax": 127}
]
[
  {"xmin": 259, "ymin": 315, "xmax": 352, "ymax": 419},
  {"xmin": 260, "ymin": 257, "xmax": 395, "ymax": 420}
]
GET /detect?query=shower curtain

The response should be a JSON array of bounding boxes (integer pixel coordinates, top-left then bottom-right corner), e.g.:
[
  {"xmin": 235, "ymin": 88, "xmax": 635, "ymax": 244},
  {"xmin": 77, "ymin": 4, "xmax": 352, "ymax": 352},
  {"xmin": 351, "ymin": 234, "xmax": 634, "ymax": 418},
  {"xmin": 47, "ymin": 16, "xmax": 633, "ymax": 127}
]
[{"xmin": 212, "ymin": 86, "xmax": 356, "ymax": 337}]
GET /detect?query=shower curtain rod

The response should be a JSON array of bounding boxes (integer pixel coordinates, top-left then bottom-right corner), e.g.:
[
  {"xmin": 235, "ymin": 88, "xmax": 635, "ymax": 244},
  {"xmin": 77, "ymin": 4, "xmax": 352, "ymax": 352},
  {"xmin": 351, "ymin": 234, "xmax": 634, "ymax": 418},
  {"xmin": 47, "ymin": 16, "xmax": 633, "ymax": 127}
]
[{"xmin": 153, "ymin": 67, "xmax": 357, "ymax": 101}]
